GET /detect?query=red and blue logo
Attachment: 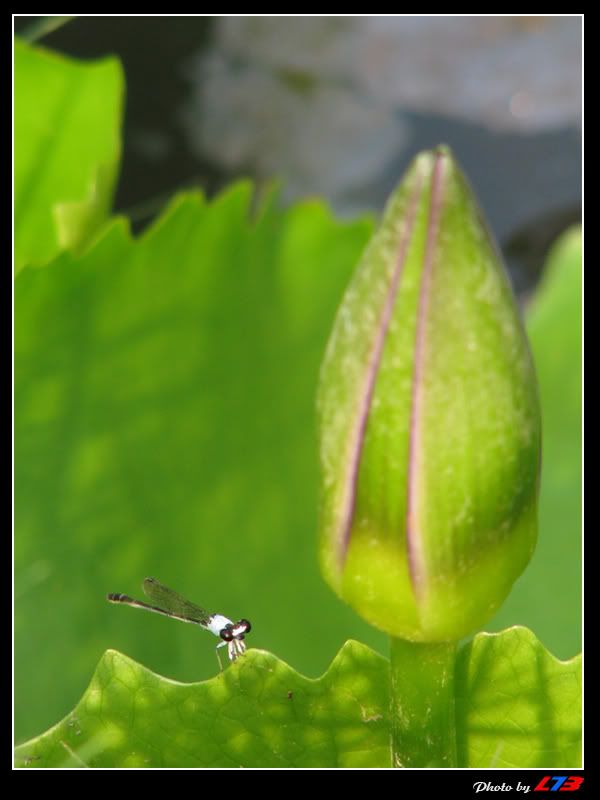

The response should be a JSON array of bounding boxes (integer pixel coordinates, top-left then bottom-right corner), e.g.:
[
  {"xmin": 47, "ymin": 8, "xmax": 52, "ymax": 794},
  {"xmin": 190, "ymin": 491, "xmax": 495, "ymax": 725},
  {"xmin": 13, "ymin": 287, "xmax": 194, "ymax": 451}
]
[{"xmin": 534, "ymin": 777, "xmax": 584, "ymax": 792}]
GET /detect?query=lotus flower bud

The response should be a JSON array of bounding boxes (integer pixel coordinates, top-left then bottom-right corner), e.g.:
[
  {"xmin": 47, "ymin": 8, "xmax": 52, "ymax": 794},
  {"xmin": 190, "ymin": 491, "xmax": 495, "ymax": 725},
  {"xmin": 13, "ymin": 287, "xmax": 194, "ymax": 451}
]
[{"xmin": 318, "ymin": 146, "xmax": 541, "ymax": 641}]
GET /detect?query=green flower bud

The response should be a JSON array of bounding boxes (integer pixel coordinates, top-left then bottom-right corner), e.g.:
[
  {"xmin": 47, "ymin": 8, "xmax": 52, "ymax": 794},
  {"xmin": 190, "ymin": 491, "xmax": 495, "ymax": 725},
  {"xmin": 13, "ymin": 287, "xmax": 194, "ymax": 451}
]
[{"xmin": 318, "ymin": 146, "xmax": 541, "ymax": 642}]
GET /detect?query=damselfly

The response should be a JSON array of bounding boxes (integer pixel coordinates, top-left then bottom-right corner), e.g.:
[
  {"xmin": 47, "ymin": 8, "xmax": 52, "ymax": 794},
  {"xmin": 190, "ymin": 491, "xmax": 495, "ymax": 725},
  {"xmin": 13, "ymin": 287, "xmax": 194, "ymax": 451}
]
[{"xmin": 107, "ymin": 577, "xmax": 251, "ymax": 667}]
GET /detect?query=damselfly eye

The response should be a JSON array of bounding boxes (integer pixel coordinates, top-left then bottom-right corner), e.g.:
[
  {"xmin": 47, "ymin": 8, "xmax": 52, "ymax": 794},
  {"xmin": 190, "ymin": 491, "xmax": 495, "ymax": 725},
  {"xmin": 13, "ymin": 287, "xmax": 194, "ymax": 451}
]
[
  {"xmin": 238, "ymin": 619, "xmax": 252, "ymax": 634},
  {"xmin": 220, "ymin": 626, "xmax": 234, "ymax": 642}
]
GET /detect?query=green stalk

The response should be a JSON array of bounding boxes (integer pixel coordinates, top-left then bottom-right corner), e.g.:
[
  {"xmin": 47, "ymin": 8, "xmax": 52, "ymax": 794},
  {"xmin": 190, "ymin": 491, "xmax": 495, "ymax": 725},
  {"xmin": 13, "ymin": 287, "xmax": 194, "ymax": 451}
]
[{"xmin": 390, "ymin": 637, "xmax": 457, "ymax": 767}]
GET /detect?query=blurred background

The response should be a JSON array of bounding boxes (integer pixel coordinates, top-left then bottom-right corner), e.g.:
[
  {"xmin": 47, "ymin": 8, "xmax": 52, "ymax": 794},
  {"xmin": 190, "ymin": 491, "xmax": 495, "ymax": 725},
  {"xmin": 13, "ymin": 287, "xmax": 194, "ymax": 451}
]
[
  {"xmin": 15, "ymin": 15, "xmax": 581, "ymax": 296},
  {"xmin": 14, "ymin": 15, "xmax": 582, "ymax": 745}
]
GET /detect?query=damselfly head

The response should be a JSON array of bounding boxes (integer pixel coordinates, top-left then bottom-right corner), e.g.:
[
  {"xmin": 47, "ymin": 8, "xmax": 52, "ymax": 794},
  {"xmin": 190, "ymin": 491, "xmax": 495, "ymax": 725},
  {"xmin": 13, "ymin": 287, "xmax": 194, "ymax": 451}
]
[
  {"xmin": 220, "ymin": 619, "xmax": 251, "ymax": 642},
  {"xmin": 233, "ymin": 619, "xmax": 252, "ymax": 637}
]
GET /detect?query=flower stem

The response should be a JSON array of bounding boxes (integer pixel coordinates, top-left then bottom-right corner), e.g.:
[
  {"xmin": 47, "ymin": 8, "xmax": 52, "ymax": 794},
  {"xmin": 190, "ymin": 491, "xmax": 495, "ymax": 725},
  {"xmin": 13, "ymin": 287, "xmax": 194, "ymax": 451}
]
[{"xmin": 390, "ymin": 637, "xmax": 457, "ymax": 767}]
